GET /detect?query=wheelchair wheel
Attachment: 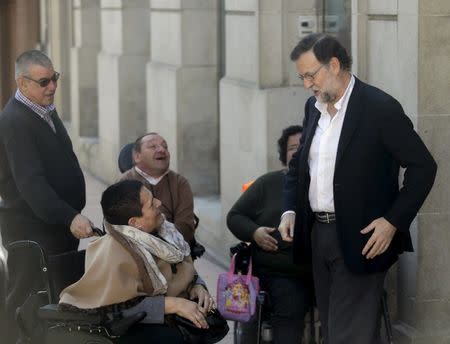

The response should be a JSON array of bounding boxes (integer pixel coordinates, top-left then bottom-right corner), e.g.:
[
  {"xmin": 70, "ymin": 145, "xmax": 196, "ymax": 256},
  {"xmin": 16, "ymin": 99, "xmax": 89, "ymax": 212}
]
[
  {"xmin": 233, "ymin": 321, "xmax": 241, "ymax": 344},
  {"xmin": 234, "ymin": 319, "xmax": 272, "ymax": 344}
]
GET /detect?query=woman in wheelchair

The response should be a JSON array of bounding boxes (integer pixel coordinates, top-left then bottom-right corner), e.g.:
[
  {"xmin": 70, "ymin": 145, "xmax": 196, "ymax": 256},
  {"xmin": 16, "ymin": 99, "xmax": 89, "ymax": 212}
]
[
  {"xmin": 227, "ymin": 125, "xmax": 312, "ymax": 344},
  {"xmin": 59, "ymin": 180, "xmax": 215, "ymax": 343}
]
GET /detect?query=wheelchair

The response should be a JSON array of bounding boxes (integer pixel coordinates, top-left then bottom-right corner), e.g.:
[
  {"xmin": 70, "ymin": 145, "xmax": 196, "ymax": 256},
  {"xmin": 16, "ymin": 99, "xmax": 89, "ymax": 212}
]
[
  {"xmin": 6, "ymin": 235, "xmax": 146, "ymax": 344},
  {"xmin": 230, "ymin": 242, "xmax": 394, "ymax": 344},
  {"xmin": 230, "ymin": 242, "xmax": 321, "ymax": 344}
]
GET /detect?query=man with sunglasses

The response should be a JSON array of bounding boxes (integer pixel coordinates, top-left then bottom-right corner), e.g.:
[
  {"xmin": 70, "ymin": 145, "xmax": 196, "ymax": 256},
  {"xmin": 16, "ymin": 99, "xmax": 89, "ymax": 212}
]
[
  {"xmin": 278, "ymin": 34, "xmax": 437, "ymax": 343},
  {"xmin": 0, "ymin": 50, "xmax": 94, "ymax": 343}
]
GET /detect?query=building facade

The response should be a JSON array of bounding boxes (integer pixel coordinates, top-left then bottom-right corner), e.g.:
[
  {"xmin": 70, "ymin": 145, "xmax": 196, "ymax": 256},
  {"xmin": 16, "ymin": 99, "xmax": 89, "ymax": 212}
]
[{"xmin": 1, "ymin": 0, "xmax": 449, "ymax": 342}]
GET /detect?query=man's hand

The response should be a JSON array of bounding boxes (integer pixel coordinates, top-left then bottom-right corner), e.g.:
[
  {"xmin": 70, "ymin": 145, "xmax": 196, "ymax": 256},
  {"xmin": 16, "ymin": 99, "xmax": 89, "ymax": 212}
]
[
  {"xmin": 253, "ymin": 227, "xmax": 278, "ymax": 251},
  {"xmin": 278, "ymin": 212, "xmax": 295, "ymax": 242},
  {"xmin": 70, "ymin": 214, "xmax": 94, "ymax": 239},
  {"xmin": 361, "ymin": 217, "xmax": 397, "ymax": 259}
]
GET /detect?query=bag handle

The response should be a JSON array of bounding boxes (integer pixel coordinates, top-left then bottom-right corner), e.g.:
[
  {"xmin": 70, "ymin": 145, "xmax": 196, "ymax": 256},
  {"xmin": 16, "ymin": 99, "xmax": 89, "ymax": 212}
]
[
  {"xmin": 227, "ymin": 253, "xmax": 237, "ymax": 279},
  {"xmin": 245, "ymin": 257, "xmax": 253, "ymax": 284},
  {"xmin": 227, "ymin": 253, "xmax": 253, "ymax": 285}
]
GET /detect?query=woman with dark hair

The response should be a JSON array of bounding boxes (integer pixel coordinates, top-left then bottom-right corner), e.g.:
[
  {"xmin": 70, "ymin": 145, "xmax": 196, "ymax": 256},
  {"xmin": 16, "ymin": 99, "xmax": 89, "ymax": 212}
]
[
  {"xmin": 59, "ymin": 180, "xmax": 221, "ymax": 343},
  {"xmin": 227, "ymin": 125, "xmax": 312, "ymax": 344}
]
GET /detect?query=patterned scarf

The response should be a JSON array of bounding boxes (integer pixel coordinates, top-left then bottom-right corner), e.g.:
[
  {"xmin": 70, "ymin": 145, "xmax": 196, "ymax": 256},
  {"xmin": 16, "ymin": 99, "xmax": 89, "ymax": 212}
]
[{"xmin": 104, "ymin": 219, "xmax": 191, "ymax": 296}]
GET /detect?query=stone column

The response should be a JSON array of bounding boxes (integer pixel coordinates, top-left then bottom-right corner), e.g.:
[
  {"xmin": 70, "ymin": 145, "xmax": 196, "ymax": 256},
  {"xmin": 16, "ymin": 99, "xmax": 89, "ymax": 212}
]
[
  {"xmin": 404, "ymin": 0, "xmax": 450, "ymax": 342},
  {"xmin": 46, "ymin": 0, "xmax": 73, "ymax": 121},
  {"xmin": 70, "ymin": 0, "xmax": 101, "ymax": 138},
  {"xmin": 147, "ymin": 0, "xmax": 219, "ymax": 196},
  {"xmin": 95, "ymin": 0, "xmax": 150, "ymax": 182},
  {"xmin": 353, "ymin": 0, "xmax": 450, "ymax": 342}
]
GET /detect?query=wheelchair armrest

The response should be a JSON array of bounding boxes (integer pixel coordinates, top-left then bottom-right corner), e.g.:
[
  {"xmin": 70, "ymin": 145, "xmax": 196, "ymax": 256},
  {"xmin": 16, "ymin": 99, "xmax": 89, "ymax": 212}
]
[
  {"xmin": 106, "ymin": 311, "xmax": 146, "ymax": 337},
  {"xmin": 39, "ymin": 304, "xmax": 146, "ymax": 338},
  {"xmin": 39, "ymin": 304, "xmax": 103, "ymax": 324}
]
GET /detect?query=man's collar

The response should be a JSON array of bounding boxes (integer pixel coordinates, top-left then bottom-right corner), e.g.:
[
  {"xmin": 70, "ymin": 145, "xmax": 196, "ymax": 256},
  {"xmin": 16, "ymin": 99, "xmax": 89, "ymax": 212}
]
[
  {"xmin": 315, "ymin": 74, "xmax": 355, "ymax": 113},
  {"xmin": 135, "ymin": 166, "xmax": 169, "ymax": 186},
  {"xmin": 15, "ymin": 89, "xmax": 55, "ymax": 116}
]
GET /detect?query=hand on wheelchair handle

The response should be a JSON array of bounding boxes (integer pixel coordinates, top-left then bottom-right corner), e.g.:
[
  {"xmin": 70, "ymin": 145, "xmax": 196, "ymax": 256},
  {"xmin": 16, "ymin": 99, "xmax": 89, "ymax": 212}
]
[{"xmin": 70, "ymin": 214, "xmax": 94, "ymax": 239}]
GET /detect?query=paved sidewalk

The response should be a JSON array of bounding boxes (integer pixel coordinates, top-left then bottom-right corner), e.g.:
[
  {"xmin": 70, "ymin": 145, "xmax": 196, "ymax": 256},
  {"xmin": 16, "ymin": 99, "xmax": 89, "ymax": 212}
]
[{"xmin": 81, "ymin": 169, "xmax": 233, "ymax": 344}]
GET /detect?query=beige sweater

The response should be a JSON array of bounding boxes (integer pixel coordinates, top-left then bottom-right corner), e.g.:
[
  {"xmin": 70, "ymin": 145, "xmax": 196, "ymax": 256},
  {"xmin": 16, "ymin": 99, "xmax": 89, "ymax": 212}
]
[{"xmin": 59, "ymin": 234, "xmax": 195, "ymax": 309}]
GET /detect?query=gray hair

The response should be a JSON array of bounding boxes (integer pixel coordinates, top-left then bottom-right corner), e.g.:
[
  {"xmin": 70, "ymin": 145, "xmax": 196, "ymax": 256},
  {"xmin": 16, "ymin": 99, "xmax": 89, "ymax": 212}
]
[{"xmin": 15, "ymin": 50, "xmax": 53, "ymax": 79}]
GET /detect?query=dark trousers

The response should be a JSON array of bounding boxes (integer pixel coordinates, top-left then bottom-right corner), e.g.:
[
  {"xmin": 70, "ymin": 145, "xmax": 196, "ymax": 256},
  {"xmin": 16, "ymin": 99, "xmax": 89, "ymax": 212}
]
[
  {"xmin": 311, "ymin": 221, "xmax": 386, "ymax": 344},
  {"xmin": 237, "ymin": 274, "xmax": 310, "ymax": 344}
]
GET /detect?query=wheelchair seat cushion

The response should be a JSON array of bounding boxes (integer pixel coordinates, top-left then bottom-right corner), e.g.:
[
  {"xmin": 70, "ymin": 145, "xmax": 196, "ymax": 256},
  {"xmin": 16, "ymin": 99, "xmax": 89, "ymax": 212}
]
[{"xmin": 39, "ymin": 304, "xmax": 103, "ymax": 323}]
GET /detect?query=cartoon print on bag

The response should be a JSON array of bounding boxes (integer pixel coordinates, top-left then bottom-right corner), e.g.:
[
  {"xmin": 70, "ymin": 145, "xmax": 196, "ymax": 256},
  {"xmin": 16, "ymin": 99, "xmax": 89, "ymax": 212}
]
[{"xmin": 223, "ymin": 280, "xmax": 250, "ymax": 313}]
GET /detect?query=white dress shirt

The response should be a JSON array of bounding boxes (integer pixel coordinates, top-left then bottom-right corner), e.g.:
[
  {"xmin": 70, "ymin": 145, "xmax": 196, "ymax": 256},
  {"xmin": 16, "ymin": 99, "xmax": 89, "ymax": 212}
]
[{"xmin": 309, "ymin": 75, "xmax": 355, "ymax": 212}]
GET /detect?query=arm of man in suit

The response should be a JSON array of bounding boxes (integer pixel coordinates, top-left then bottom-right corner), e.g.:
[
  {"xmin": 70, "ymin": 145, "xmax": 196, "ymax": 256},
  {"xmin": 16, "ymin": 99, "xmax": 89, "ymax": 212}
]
[
  {"xmin": 360, "ymin": 98, "xmax": 437, "ymax": 259},
  {"xmin": 279, "ymin": 100, "xmax": 312, "ymax": 242},
  {"xmin": 279, "ymin": 146, "xmax": 302, "ymax": 242},
  {"xmin": 279, "ymin": 131, "xmax": 302, "ymax": 242}
]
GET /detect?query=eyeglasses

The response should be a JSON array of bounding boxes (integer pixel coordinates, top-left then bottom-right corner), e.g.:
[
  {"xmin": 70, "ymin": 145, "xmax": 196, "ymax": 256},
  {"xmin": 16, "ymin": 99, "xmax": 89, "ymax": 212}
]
[
  {"xmin": 298, "ymin": 65, "xmax": 324, "ymax": 81},
  {"xmin": 22, "ymin": 72, "xmax": 60, "ymax": 87}
]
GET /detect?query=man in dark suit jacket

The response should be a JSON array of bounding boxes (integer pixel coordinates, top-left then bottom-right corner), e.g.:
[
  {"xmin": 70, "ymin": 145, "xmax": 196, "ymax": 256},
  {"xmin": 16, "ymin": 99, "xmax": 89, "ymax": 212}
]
[
  {"xmin": 0, "ymin": 50, "xmax": 94, "ymax": 343},
  {"xmin": 278, "ymin": 34, "xmax": 437, "ymax": 344}
]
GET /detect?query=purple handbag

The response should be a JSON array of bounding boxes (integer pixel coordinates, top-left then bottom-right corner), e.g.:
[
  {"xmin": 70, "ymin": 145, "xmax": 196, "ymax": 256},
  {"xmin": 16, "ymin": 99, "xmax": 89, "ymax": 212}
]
[{"xmin": 216, "ymin": 253, "xmax": 260, "ymax": 322}]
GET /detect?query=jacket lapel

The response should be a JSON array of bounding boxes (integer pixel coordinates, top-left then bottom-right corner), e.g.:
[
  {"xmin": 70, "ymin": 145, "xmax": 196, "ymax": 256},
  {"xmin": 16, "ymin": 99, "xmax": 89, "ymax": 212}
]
[
  {"xmin": 300, "ymin": 101, "xmax": 320, "ymax": 169},
  {"xmin": 335, "ymin": 78, "xmax": 365, "ymax": 169}
]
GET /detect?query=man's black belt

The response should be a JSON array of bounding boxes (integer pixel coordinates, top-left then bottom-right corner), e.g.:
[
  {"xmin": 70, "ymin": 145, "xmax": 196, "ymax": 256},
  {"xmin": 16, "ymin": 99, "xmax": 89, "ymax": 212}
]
[{"xmin": 315, "ymin": 212, "xmax": 336, "ymax": 223}]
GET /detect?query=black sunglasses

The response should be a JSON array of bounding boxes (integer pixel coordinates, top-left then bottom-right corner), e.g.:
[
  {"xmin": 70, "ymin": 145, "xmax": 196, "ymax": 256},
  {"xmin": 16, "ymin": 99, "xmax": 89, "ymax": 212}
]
[{"xmin": 23, "ymin": 72, "xmax": 60, "ymax": 87}]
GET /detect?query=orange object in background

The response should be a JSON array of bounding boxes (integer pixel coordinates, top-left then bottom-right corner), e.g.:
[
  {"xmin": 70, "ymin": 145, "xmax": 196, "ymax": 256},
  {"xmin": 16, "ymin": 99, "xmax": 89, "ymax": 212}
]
[{"xmin": 241, "ymin": 180, "xmax": 255, "ymax": 193}]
